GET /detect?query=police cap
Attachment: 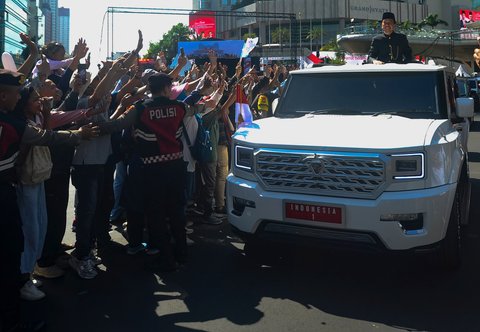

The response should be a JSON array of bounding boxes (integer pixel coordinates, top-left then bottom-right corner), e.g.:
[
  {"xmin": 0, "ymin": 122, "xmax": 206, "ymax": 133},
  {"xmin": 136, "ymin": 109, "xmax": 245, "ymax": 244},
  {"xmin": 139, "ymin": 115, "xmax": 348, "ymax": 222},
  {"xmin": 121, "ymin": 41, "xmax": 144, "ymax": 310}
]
[{"xmin": 0, "ymin": 69, "xmax": 25, "ymax": 86}]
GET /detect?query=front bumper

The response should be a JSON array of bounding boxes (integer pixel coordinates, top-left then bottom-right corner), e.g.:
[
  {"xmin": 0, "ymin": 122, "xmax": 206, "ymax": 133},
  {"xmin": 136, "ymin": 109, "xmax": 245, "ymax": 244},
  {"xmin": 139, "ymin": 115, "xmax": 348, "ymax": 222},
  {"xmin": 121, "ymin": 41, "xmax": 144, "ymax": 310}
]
[{"xmin": 226, "ymin": 174, "xmax": 457, "ymax": 251}]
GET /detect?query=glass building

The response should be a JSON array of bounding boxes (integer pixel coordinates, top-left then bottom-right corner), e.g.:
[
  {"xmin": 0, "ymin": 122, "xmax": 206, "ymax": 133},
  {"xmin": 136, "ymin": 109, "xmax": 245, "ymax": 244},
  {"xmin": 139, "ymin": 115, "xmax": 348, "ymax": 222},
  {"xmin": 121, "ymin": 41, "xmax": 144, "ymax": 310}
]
[{"xmin": 0, "ymin": 0, "xmax": 29, "ymax": 62}]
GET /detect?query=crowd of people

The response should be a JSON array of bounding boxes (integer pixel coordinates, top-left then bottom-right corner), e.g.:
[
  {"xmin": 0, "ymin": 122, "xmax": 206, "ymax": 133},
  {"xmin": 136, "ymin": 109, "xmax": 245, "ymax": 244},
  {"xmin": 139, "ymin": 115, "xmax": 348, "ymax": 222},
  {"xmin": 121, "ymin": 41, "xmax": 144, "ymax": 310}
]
[{"xmin": 0, "ymin": 30, "xmax": 294, "ymax": 331}]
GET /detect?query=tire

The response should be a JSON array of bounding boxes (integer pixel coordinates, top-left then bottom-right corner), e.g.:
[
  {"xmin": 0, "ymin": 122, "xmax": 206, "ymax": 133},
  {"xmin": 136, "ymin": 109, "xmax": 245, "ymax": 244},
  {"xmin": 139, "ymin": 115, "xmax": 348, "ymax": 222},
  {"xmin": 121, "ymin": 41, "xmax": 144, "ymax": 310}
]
[
  {"xmin": 432, "ymin": 193, "xmax": 462, "ymax": 270},
  {"xmin": 459, "ymin": 166, "xmax": 471, "ymax": 226}
]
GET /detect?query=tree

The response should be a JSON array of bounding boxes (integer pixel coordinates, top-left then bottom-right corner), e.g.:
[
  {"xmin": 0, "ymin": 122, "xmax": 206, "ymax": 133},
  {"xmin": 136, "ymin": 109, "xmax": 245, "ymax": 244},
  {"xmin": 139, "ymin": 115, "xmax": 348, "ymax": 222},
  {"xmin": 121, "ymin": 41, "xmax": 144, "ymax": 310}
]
[
  {"xmin": 145, "ymin": 23, "xmax": 191, "ymax": 61},
  {"xmin": 306, "ymin": 26, "xmax": 324, "ymax": 54},
  {"xmin": 243, "ymin": 32, "xmax": 257, "ymax": 40},
  {"xmin": 271, "ymin": 27, "xmax": 289, "ymax": 44},
  {"xmin": 398, "ymin": 20, "xmax": 418, "ymax": 32},
  {"xmin": 418, "ymin": 14, "xmax": 448, "ymax": 29}
]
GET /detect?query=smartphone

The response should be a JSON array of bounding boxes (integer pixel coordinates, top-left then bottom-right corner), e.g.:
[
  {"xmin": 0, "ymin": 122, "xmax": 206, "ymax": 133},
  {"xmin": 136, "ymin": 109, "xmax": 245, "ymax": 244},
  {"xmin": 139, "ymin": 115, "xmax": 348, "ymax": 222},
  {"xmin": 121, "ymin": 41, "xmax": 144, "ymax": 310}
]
[{"xmin": 77, "ymin": 63, "xmax": 88, "ymax": 84}]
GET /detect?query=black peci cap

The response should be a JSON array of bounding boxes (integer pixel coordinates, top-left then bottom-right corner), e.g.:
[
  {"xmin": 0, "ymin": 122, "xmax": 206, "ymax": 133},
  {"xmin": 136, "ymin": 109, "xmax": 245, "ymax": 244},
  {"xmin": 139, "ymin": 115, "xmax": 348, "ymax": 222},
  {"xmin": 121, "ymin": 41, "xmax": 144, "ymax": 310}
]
[
  {"xmin": 382, "ymin": 12, "xmax": 396, "ymax": 23},
  {"xmin": 0, "ymin": 69, "xmax": 25, "ymax": 86}
]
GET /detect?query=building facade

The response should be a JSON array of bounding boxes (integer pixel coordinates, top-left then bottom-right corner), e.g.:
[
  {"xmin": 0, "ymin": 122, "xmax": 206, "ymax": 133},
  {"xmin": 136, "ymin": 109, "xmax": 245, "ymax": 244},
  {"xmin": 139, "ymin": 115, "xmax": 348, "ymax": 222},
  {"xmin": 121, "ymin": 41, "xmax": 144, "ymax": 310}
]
[
  {"xmin": 27, "ymin": 0, "xmax": 46, "ymax": 47},
  {"xmin": 58, "ymin": 6, "xmax": 69, "ymax": 53},
  {"xmin": 192, "ymin": 0, "xmax": 475, "ymax": 47},
  {"xmin": 44, "ymin": 0, "xmax": 57, "ymax": 43},
  {"xmin": 0, "ymin": 0, "xmax": 29, "ymax": 61}
]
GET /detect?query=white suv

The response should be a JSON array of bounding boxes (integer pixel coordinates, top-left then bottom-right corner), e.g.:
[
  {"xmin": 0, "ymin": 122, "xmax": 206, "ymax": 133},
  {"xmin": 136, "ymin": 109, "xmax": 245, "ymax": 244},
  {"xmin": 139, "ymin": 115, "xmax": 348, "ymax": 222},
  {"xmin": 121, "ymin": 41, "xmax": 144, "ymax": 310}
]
[{"xmin": 227, "ymin": 63, "xmax": 474, "ymax": 269}]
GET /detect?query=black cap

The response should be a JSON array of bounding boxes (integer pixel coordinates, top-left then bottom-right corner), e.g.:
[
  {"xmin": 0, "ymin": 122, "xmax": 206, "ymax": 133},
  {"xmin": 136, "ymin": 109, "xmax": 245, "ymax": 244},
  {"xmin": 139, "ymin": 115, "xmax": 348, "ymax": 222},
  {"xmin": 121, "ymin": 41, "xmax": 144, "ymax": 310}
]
[
  {"xmin": 148, "ymin": 72, "xmax": 173, "ymax": 92},
  {"xmin": 0, "ymin": 69, "xmax": 25, "ymax": 86},
  {"xmin": 382, "ymin": 12, "xmax": 396, "ymax": 23}
]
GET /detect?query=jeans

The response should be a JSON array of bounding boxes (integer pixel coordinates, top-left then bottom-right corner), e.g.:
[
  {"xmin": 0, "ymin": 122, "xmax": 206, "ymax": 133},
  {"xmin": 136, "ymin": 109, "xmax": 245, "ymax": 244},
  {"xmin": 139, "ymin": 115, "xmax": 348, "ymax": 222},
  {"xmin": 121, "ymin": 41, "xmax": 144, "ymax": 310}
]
[
  {"xmin": 125, "ymin": 157, "xmax": 145, "ymax": 247},
  {"xmin": 110, "ymin": 161, "xmax": 126, "ymax": 221},
  {"xmin": 214, "ymin": 144, "xmax": 229, "ymax": 210},
  {"xmin": 16, "ymin": 182, "xmax": 48, "ymax": 274},
  {"xmin": 199, "ymin": 161, "xmax": 216, "ymax": 216},
  {"xmin": 71, "ymin": 165, "xmax": 105, "ymax": 259},
  {"xmin": 143, "ymin": 159, "xmax": 187, "ymax": 264},
  {"xmin": 39, "ymin": 171, "xmax": 70, "ymax": 267}
]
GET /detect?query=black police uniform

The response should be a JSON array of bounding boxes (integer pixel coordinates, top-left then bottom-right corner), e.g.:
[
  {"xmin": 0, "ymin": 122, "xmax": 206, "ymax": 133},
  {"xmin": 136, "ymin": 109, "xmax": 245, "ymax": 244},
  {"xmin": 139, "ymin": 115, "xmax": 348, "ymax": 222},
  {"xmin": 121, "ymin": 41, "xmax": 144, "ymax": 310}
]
[{"xmin": 368, "ymin": 31, "xmax": 413, "ymax": 64}]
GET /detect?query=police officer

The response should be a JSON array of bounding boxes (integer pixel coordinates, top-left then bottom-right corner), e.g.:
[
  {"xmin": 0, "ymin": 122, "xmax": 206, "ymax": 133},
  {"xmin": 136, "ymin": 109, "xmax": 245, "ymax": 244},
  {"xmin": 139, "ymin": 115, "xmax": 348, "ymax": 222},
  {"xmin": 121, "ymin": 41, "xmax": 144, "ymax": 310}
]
[
  {"xmin": 368, "ymin": 12, "xmax": 413, "ymax": 64},
  {"xmin": 0, "ymin": 69, "xmax": 97, "ymax": 331},
  {"xmin": 99, "ymin": 72, "xmax": 191, "ymax": 272}
]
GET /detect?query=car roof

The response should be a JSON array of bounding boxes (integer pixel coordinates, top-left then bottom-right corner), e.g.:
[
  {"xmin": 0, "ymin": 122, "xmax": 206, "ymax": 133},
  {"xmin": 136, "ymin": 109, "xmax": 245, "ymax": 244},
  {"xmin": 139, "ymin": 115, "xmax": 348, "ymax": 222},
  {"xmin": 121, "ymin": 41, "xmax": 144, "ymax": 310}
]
[{"xmin": 292, "ymin": 63, "xmax": 447, "ymax": 75}]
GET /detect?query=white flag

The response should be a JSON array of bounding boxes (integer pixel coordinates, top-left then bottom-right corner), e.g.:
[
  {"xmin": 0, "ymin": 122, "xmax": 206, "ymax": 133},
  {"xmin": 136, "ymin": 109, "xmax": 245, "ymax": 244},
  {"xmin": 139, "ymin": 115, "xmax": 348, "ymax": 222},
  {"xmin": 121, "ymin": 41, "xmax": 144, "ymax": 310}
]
[{"xmin": 241, "ymin": 37, "xmax": 259, "ymax": 58}]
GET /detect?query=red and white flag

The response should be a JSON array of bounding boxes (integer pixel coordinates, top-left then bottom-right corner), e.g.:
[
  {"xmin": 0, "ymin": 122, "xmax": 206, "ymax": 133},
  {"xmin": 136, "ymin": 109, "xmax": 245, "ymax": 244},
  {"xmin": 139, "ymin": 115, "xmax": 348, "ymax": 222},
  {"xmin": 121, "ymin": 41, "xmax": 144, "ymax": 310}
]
[
  {"xmin": 235, "ymin": 85, "xmax": 253, "ymax": 127},
  {"xmin": 304, "ymin": 53, "xmax": 323, "ymax": 67}
]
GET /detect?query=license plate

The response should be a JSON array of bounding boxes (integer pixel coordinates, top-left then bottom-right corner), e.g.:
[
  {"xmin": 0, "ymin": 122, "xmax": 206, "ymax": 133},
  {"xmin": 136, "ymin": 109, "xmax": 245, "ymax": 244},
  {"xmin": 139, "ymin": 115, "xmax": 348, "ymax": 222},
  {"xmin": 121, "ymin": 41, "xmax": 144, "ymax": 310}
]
[{"xmin": 285, "ymin": 202, "xmax": 342, "ymax": 224}]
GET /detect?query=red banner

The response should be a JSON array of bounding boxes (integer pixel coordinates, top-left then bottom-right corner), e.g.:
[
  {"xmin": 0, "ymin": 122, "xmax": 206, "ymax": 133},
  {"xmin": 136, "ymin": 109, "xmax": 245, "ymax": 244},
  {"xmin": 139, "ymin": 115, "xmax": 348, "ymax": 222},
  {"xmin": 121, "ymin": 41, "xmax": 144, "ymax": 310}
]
[
  {"xmin": 459, "ymin": 9, "xmax": 480, "ymax": 29},
  {"xmin": 189, "ymin": 11, "xmax": 216, "ymax": 39}
]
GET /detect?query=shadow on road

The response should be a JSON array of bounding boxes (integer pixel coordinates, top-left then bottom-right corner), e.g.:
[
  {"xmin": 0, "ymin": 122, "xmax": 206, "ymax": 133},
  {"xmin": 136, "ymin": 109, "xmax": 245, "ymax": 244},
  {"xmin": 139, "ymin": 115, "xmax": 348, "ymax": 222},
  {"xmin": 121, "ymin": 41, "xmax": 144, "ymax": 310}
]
[{"xmin": 33, "ymin": 216, "xmax": 480, "ymax": 332}]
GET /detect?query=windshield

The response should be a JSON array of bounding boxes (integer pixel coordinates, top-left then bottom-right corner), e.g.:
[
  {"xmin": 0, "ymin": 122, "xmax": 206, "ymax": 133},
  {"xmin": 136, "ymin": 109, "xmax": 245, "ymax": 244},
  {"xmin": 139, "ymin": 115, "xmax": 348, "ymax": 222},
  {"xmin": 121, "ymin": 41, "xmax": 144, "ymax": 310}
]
[{"xmin": 276, "ymin": 71, "xmax": 446, "ymax": 119}]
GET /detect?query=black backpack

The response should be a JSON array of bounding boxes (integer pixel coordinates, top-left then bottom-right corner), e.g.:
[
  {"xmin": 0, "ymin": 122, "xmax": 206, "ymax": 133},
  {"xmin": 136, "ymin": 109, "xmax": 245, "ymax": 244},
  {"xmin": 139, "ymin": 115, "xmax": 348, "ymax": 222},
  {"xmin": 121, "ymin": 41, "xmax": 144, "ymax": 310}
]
[{"xmin": 182, "ymin": 114, "xmax": 213, "ymax": 163}]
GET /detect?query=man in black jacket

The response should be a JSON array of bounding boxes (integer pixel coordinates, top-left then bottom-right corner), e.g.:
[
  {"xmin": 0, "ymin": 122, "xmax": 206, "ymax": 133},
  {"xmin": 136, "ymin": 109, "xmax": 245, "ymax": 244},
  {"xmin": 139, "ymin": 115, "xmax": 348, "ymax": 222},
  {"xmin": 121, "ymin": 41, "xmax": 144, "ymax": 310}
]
[{"xmin": 368, "ymin": 12, "xmax": 413, "ymax": 64}]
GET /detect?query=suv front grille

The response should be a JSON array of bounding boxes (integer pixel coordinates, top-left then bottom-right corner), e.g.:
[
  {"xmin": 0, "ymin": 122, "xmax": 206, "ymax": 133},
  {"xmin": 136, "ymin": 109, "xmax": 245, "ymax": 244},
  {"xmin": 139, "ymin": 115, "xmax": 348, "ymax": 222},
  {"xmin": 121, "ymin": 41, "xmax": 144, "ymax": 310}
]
[{"xmin": 255, "ymin": 150, "xmax": 386, "ymax": 199}]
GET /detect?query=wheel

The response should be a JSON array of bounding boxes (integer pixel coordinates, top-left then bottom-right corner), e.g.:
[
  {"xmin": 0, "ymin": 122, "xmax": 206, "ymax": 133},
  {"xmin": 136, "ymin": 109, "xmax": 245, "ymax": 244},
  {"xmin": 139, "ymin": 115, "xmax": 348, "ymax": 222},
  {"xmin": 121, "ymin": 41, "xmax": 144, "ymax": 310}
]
[
  {"xmin": 459, "ymin": 166, "xmax": 471, "ymax": 226},
  {"xmin": 432, "ymin": 193, "xmax": 462, "ymax": 270}
]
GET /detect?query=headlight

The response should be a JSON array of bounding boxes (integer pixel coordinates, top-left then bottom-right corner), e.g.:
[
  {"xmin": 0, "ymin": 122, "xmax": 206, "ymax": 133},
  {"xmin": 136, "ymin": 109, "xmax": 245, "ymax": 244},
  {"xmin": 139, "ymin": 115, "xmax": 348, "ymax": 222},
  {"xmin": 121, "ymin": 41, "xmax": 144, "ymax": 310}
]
[
  {"xmin": 235, "ymin": 145, "xmax": 254, "ymax": 171},
  {"xmin": 391, "ymin": 153, "xmax": 424, "ymax": 179}
]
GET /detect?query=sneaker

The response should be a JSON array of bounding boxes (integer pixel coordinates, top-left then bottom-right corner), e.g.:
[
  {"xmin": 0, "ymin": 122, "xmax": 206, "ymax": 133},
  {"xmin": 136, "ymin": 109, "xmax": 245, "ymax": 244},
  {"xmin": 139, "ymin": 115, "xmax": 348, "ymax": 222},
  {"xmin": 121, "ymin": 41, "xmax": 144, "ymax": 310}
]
[
  {"xmin": 34, "ymin": 264, "xmax": 65, "ymax": 279},
  {"xmin": 89, "ymin": 251, "xmax": 102, "ymax": 265},
  {"xmin": 201, "ymin": 214, "xmax": 223, "ymax": 225},
  {"xmin": 127, "ymin": 243, "xmax": 146, "ymax": 255},
  {"xmin": 214, "ymin": 206, "xmax": 227, "ymax": 215},
  {"xmin": 186, "ymin": 237, "xmax": 195, "ymax": 246},
  {"xmin": 31, "ymin": 277, "xmax": 42, "ymax": 288},
  {"xmin": 69, "ymin": 256, "xmax": 98, "ymax": 279},
  {"xmin": 186, "ymin": 220, "xmax": 194, "ymax": 227},
  {"xmin": 146, "ymin": 248, "xmax": 160, "ymax": 255},
  {"xmin": 185, "ymin": 226, "xmax": 194, "ymax": 235},
  {"xmin": 20, "ymin": 281, "xmax": 45, "ymax": 301}
]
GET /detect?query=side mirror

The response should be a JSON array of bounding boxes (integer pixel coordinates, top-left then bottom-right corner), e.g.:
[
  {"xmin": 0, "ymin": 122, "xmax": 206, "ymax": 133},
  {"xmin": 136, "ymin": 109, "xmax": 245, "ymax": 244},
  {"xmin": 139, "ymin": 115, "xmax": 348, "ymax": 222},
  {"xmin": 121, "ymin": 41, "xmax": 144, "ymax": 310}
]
[
  {"xmin": 456, "ymin": 97, "xmax": 474, "ymax": 118},
  {"xmin": 272, "ymin": 98, "xmax": 279, "ymax": 114}
]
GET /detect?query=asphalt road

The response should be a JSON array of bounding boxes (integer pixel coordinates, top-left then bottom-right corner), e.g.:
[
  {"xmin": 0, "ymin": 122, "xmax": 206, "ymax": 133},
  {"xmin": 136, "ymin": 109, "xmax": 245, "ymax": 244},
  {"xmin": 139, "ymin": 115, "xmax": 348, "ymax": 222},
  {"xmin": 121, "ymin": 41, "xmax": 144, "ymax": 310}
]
[{"xmin": 23, "ymin": 118, "xmax": 480, "ymax": 332}]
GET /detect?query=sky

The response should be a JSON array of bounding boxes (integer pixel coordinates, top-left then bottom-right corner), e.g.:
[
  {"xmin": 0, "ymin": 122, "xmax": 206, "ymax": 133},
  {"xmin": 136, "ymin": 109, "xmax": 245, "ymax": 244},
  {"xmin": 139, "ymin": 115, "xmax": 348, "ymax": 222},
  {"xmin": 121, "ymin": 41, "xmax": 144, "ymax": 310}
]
[{"xmin": 58, "ymin": 0, "xmax": 192, "ymax": 65}]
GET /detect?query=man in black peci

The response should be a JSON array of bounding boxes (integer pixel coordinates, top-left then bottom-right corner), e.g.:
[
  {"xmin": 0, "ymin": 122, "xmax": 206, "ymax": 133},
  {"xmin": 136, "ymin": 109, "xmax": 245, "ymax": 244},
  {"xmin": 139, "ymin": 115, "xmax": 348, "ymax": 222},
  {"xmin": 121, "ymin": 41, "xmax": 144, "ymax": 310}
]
[{"xmin": 368, "ymin": 12, "xmax": 413, "ymax": 64}]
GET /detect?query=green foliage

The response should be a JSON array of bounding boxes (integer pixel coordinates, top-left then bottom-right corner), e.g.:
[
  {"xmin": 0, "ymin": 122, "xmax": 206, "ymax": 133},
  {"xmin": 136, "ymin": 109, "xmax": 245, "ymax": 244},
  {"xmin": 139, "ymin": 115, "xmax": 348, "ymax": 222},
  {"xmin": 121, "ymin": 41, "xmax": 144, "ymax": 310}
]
[
  {"xmin": 271, "ymin": 27, "xmax": 289, "ymax": 44},
  {"xmin": 305, "ymin": 26, "xmax": 324, "ymax": 43},
  {"xmin": 418, "ymin": 14, "xmax": 448, "ymax": 29},
  {"xmin": 243, "ymin": 32, "xmax": 257, "ymax": 40},
  {"xmin": 306, "ymin": 26, "xmax": 325, "ymax": 53},
  {"xmin": 145, "ymin": 23, "xmax": 191, "ymax": 61}
]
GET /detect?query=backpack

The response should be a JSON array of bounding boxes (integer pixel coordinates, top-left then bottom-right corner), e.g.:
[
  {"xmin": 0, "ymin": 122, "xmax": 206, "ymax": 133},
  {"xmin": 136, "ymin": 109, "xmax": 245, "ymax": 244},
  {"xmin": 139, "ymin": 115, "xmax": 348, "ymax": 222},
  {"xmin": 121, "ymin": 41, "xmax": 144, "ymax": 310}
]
[{"xmin": 182, "ymin": 114, "xmax": 213, "ymax": 163}]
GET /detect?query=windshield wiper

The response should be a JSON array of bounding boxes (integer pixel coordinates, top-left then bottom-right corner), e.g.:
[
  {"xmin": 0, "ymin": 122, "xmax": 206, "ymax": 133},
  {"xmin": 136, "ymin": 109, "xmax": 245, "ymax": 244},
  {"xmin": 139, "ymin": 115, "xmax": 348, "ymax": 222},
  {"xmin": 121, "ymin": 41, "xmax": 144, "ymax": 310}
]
[
  {"xmin": 299, "ymin": 108, "xmax": 363, "ymax": 115},
  {"xmin": 372, "ymin": 109, "xmax": 433, "ymax": 117}
]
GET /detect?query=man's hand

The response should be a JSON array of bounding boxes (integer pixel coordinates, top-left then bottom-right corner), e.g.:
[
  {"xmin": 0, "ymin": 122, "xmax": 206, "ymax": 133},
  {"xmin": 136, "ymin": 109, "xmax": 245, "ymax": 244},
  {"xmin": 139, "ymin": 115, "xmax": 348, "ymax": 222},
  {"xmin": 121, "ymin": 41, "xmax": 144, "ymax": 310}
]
[
  {"xmin": 20, "ymin": 33, "xmax": 38, "ymax": 57},
  {"xmin": 72, "ymin": 74, "xmax": 86, "ymax": 93},
  {"xmin": 74, "ymin": 38, "xmax": 88, "ymax": 60},
  {"xmin": 135, "ymin": 30, "xmax": 143, "ymax": 54},
  {"xmin": 235, "ymin": 58, "xmax": 243, "ymax": 78},
  {"xmin": 373, "ymin": 60, "xmax": 385, "ymax": 65},
  {"xmin": 177, "ymin": 50, "xmax": 188, "ymax": 69},
  {"xmin": 78, "ymin": 123, "xmax": 100, "ymax": 140},
  {"xmin": 36, "ymin": 54, "xmax": 51, "ymax": 81}
]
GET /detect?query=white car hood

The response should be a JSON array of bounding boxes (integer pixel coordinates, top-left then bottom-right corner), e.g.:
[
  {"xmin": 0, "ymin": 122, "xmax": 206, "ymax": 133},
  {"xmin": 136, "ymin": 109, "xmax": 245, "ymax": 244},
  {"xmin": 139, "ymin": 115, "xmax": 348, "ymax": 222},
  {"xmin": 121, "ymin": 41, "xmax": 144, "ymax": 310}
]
[{"xmin": 234, "ymin": 115, "xmax": 440, "ymax": 150}]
